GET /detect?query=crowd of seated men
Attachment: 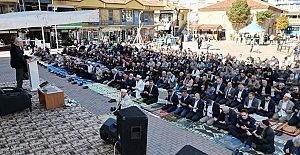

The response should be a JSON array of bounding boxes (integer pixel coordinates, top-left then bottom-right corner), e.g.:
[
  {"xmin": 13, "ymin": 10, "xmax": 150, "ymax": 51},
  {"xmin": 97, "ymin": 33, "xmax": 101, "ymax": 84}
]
[{"xmin": 39, "ymin": 40, "xmax": 300, "ymax": 153}]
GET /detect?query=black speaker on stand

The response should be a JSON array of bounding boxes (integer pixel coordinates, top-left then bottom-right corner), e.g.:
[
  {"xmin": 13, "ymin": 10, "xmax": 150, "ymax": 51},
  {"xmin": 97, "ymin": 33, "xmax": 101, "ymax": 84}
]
[{"xmin": 116, "ymin": 106, "xmax": 148, "ymax": 155}]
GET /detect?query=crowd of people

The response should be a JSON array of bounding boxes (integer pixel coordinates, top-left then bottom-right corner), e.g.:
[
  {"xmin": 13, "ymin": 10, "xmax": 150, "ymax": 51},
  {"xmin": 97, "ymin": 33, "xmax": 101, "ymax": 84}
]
[{"xmin": 30, "ymin": 39, "xmax": 300, "ymax": 153}]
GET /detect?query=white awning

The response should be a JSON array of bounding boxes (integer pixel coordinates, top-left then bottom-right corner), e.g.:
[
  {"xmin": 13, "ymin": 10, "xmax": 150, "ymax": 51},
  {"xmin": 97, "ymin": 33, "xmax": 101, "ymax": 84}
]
[{"xmin": 0, "ymin": 10, "xmax": 99, "ymax": 30}]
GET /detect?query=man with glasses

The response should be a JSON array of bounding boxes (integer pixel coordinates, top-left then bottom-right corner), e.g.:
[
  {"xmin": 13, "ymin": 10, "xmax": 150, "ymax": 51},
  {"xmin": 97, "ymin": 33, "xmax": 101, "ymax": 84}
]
[
  {"xmin": 256, "ymin": 95, "xmax": 275, "ymax": 118},
  {"xmin": 272, "ymin": 93, "xmax": 294, "ymax": 123},
  {"xmin": 291, "ymin": 86, "xmax": 300, "ymax": 103},
  {"xmin": 229, "ymin": 109, "xmax": 256, "ymax": 142},
  {"xmin": 237, "ymin": 92, "xmax": 259, "ymax": 114}
]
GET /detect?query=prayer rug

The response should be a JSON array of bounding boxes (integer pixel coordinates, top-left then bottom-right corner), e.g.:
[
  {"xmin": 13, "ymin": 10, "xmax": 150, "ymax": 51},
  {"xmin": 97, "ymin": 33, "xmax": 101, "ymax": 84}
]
[
  {"xmin": 215, "ymin": 135, "xmax": 244, "ymax": 151},
  {"xmin": 173, "ymin": 118, "xmax": 194, "ymax": 129},
  {"xmin": 151, "ymin": 109, "xmax": 169, "ymax": 118},
  {"xmin": 274, "ymin": 122, "xmax": 300, "ymax": 136},
  {"xmin": 86, "ymin": 83, "xmax": 118, "ymax": 95},
  {"xmin": 160, "ymin": 113, "xmax": 179, "ymax": 122}
]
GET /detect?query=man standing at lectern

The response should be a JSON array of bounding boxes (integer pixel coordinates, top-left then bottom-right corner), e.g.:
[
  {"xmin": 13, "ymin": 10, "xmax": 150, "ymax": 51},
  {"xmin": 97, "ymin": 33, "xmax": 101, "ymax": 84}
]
[{"xmin": 10, "ymin": 37, "xmax": 27, "ymax": 89}]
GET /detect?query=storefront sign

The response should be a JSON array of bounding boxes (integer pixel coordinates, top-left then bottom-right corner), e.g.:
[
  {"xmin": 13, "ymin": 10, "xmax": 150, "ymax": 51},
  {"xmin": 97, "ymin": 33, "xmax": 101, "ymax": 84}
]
[{"xmin": 57, "ymin": 22, "xmax": 82, "ymax": 27}]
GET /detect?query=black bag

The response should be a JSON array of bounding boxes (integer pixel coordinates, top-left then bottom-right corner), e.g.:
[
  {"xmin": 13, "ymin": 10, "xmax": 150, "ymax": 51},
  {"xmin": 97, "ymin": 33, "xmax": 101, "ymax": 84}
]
[{"xmin": 0, "ymin": 87, "xmax": 32, "ymax": 116}]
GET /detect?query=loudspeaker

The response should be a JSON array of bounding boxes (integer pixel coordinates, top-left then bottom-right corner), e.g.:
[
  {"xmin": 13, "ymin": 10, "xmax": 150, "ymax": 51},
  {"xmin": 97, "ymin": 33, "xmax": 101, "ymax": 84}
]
[
  {"xmin": 100, "ymin": 118, "xmax": 117, "ymax": 144},
  {"xmin": 116, "ymin": 106, "xmax": 148, "ymax": 155},
  {"xmin": 175, "ymin": 145, "xmax": 208, "ymax": 155}
]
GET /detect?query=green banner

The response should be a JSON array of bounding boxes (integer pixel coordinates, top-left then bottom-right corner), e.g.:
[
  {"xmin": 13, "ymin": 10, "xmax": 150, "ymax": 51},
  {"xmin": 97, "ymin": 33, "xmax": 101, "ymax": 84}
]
[{"xmin": 57, "ymin": 22, "xmax": 82, "ymax": 27}]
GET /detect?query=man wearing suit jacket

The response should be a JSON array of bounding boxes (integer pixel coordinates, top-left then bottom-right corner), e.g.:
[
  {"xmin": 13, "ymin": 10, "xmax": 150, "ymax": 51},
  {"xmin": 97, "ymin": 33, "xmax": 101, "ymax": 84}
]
[
  {"xmin": 142, "ymin": 80, "xmax": 159, "ymax": 105},
  {"xmin": 186, "ymin": 93, "xmax": 204, "ymax": 122},
  {"xmin": 161, "ymin": 89, "xmax": 179, "ymax": 113},
  {"xmin": 219, "ymin": 82, "xmax": 236, "ymax": 106},
  {"xmin": 108, "ymin": 69, "xmax": 119, "ymax": 87},
  {"xmin": 174, "ymin": 90, "xmax": 193, "ymax": 117},
  {"xmin": 200, "ymin": 99, "xmax": 220, "ymax": 125},
  {"xmin": 256, "ymin": 80, "xmax": 271, "ymax": 99},
  {"xmin": 288, "ymin": 100, "xmax": 300, "ymax": 129},
  {"xmin": 237, "ymin": 92, "xmax": 259, "ymax": 114},
  {"xmin": 229, "ymin": 84, "xmax": 248, "ymax": 107},
  {"xmin": 210, "ymin": 78, "xmax": 226, "ymax": 103},
  {"xmin": 242, "ymin": 120, "xmax": 275, "ymax": 153},
  {"xmin": 10, "ymin": 37, "xmax": 27, "ymax": 89},
  {"xmin": 214, "ymin": 106, "xmax": 237, "ymax": 131},
  {"xmin": 272, "ymin": 93, "xmax": 294, "ymax": 123},
  {"xmin": 283, "ymin": 137, "xmax": 300, "ymax": 155},
  {"xmin": 256, "ymin": 95, "xmax": 275, "ymax": 118}
]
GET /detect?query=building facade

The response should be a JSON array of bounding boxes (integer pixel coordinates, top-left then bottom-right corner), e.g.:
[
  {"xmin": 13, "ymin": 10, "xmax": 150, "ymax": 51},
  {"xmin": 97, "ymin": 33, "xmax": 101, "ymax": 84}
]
[
  {"xmin": 275, "ymin": 0, "xmax": 300, "ymax": 36},
  {"xmin": 198, "ymin": 0, "xmax": 285, "ymax": 40},
  {"xmin": 49, "ymin": 0, "xmax": 165, "ymax": 45}
]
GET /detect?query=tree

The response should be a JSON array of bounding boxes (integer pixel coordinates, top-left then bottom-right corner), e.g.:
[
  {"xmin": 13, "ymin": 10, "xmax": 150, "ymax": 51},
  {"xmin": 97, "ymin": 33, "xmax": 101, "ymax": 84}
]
[
  {"xmin": 226, "ymin": 0, "xmax": 251, "ymax": 31},
  {"xmin": 255, "ymin": 10, "xmax": 275, "ymax": 27},
  {"xmin": 275, "ymin": 16, "xmax": 289, "ymax": 32}
]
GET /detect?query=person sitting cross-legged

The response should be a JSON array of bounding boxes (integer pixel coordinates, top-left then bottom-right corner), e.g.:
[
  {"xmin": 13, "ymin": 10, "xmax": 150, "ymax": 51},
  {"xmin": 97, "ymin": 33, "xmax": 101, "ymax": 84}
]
[
  {"xmin": 213, "ymin": 106, "xmax": 237, "ymax": 131},
  {"xmin": 242, "ymin": 120, "xmax": 275, "ymax": 153},
  {"xmin": 229, "ymin": 84, "xmax": 248, "ymax": 107},
  {"xmin": 272, "ymin": 93, "xmax": 294, "ymax": 123},
  {"xmin": 141, "ymin": 80, "xmax": 159, "ymax": 105},
  {"xmin": 186, "ymin": 93, "xmax": 204, "ymax": 122},
  {"xmin": 288, "ymin": 100, "xmax": 300, "ymax": 129},
  {"xmin": 237, "ymin": 92, "xmax": 259, "ymax": 114},
  {"xmin": 283, "ymin": 137, "xmax": 300, "ymax": 155},
  {"xmin": 256, "ymin": 94, "xmax": 275, "ymax": 118},
  {"xmin": 200, "ymin": 99, "xmax": 220, "ymax": 126},
  {"xmin": 219, "ymin": 82, "xmax": 236, "ymax": 106},
  {"xmin": 229, "ymin": 109, "xmax": 256, "ymax": 143},
  {"xmin": 210, "ymin": 78, "xmax": 226, "ymax": 103},
  {"xmin": 161, "ymin": 89, "xmax": 179, "ymax": 113},
  {"xmin": 174, "ymin": 90, "xmax": 193, "ymax": 117}
]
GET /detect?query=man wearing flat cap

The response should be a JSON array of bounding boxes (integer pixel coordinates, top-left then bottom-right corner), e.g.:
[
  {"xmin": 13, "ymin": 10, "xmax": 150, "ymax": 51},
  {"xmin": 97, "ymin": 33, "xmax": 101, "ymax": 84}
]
[
  {"xmin": 242, "ymin": 120, "xmax": 275, "ymax": 153},
  {"xmin": 213, "ymin": 106, "xmax": 237, "ymax": 131},
  {"xmin": 10, "ymin": 37, "xmax": 27, "ymax": 88}
]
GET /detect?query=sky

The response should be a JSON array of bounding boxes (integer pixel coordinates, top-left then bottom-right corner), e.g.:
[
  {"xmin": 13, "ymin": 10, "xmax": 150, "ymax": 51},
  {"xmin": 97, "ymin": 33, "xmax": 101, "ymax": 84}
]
[{"xmin": 268, "ymin": 0, "xmax": 275, "ymax": 4}]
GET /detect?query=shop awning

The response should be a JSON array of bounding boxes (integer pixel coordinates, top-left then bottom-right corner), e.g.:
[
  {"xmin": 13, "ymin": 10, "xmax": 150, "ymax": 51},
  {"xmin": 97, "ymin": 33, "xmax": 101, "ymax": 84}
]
[
  {"xmin": 198, "ymin": 24, "xmax": 223, "ymax": 31},
  {"xmin": 0, "ymin": 10, "xmax": 99, "ymax": 30}
]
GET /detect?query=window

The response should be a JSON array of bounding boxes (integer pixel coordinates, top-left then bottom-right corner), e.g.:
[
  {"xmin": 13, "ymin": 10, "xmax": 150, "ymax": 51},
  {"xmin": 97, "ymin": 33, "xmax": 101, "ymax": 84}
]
[
  {"xmin": 121, "ymin": 10, "xmax": 132, "ymax": 22},
  {"xmin": 181, "ymin": 14, "xmax": 184, "ymax": 20},
  {"xmin": 108, "ymin": 10, "xmax": 113, "ymax": 21},
  {"xmin": 140, "ymin": 12, "xmax": 153, "ymax": 22}
]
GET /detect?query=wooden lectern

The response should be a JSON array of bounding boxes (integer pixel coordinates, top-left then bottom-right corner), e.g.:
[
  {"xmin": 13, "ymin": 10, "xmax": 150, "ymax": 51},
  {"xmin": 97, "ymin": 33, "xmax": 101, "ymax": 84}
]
[{"xmin": 27, "ymin": 60, "xmax": 40, "ymax": 91}]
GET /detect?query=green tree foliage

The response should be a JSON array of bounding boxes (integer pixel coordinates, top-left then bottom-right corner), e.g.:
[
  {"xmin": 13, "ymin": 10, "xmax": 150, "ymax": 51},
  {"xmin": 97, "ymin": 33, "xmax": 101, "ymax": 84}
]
[
  {"xmin": 255, "ymin": 10, "xmax": 275, "ymax": 27},
  {"xmin": 275, "ymin": 16, "xmax": 289, "ymax": 31},
  {"xmin": 226, "ymin": 0, "xmax": 251, "ymax": 31}
]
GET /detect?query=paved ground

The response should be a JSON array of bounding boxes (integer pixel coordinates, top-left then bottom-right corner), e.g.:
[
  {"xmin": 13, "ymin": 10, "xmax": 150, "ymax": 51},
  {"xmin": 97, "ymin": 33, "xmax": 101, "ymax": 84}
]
[{"xmin": 0, "ymin": 41, "xmax": 293, "ymax": 155}]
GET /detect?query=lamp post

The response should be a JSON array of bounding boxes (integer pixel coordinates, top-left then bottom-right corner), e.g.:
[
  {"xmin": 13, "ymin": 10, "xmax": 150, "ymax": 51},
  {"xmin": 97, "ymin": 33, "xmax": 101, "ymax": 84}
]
[
  {"xmin": 51, "ymin": 0, "xmax": 59, "ymax": 51},
  {"xmin": 38, "ymin": 0, "xmax": 46, "ymax": 50}
]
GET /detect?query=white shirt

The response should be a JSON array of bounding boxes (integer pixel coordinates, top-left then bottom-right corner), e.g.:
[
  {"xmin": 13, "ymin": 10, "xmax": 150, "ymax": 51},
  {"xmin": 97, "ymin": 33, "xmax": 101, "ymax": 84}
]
[
  {"xmin": 278, "ymin": 101, "xmax": 288, "ymax": 116},
  {"xmin": 262, "ymin": 87, "xmax": 266, "ymax": 95},
  {"xmin": 216, "ymin": 84, "xmax": 221, "ymax": 95},
  {"xmin": 87, "ymin": 65, "xmax": 93, "ymax": 73},
  {"xmin": 247, "ymin": 99, "xmax": 253, "ymax": 107},
  {"xmin": 207, "ymin": 105, "xmax": 213, "ymax": 117},
  {"xmin": 193, "ymin": 100, "xmax": 199, "ymax": 112},
  {"xmin": 192, "ymin": 70, "xmax": 200, "ymax": 77},
  {"xmin": 264, "ymin": 101, "xmax": 269, "ymax": 111},
  {"xmin": 237, "ymin": 90, "xmax": 243, "ymax": 102}
]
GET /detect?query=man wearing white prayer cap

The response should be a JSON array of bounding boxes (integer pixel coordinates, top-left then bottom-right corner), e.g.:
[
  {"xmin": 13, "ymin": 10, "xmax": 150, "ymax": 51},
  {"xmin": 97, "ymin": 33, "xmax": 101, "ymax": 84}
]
[
  {"xmin": 272, "ymin": 93, "xmax": 294, "ymax": 123},
  {"xmin": 10, "ymin": 37, "xmax": 27, "ymax": 88},
  {"xmin": 132, "ymin": 75, "xmax": 144, "ymax": 99},
  {"xmin": 117, "ymin": 89, "xmax": 133, "ymax": 110}
]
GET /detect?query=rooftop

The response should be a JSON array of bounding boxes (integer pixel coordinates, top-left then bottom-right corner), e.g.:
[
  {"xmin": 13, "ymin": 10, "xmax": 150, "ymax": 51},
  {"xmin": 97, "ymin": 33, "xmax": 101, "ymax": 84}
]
[{"xmin": 199, "ymin": 0, "xmax": 286, "ymax": 12}]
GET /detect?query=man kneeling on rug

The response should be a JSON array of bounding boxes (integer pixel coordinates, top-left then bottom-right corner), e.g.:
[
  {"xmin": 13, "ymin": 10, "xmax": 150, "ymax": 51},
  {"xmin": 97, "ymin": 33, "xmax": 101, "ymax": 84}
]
[
  {"xmin": 229, "ymin": 109, "xmax": 256, "ymax": 143},
  {"xmin": 213, "ymin": 106, "xmax": 237, "ymax": 131},
  {"xmin": 242, "ymin": 120, "xmax": 275, "ymax": 153}
]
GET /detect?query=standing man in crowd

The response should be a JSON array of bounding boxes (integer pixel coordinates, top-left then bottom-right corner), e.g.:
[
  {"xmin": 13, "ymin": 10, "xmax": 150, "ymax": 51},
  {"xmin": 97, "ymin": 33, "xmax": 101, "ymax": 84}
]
[{"xmin": 10, "ymin": 37, "xmax": 27, "ymax": 89}]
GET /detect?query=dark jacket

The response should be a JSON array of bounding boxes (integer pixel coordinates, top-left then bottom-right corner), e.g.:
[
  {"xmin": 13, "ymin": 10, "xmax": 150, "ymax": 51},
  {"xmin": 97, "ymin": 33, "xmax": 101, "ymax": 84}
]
[
  {"xmin": 259, "ymin": 99, "xmax": 276, "ymax": 114},
  {"xmin": 283, "ymin": 139, "xmax": 300, "ymax": 155},
  {"xmin": 213, "ymin": 82, "xmax": 226, "ymax": 96},
  {"xmin": 180, "ymin": 95, "xmax": 193, "ymax": 109},
  {"xmin": 10, "ymin": 43, "xmax": 27, "ymax": 69},
  {"xmin": 217, "ymin": 109, "xmax": 237, "ymax": 126},
  {"xmin": 243, "ymin": 97, "xmax": 259, "ymax": 109},
  {"xmin": 149, "ymin": 85, "xmax": 159, "ymax": 100},
  {"xmin": 257, "ymin": 84, "xmax": 271, "ymax": 95},
  {"xmin": 254, "ymin": 126, "xmax": 275, "ymax": 153},
  {"xmin": 205, "ymin": 102, "xmax": 220, "ymax": 117},
  {"xmin": 291, "ymin": 101, "xmax": 300, "ymax": 118},
  {"xmin": 235, "ymin": 89, "xmax": 249, "ymax": 103},
  {"xmin": 166, "ymin": 93, "xmax": 179, "ymax": 106},
  {"xmin": 236, "ymin": 115, "xmax": 256, "ymax": 132},
  {"xmin": 190, "ymin": 99, "xmax": 204, "ymax": 114}
]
